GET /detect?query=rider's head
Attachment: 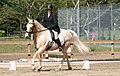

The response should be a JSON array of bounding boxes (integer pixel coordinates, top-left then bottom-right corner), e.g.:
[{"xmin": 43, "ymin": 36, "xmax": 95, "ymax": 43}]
[{"xmin": 47, "ymin": 4, "xmax": 53, "ymax": 13}]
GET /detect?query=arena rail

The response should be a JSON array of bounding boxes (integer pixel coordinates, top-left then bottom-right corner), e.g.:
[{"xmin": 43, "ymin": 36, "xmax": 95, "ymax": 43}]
[
  {"xmin": 82, "ymin": 40, "xmax": 120, "ymax": 57},
  {"xmin": 0, "ymin": 40, "xmax": 119, "ymax": 60}
]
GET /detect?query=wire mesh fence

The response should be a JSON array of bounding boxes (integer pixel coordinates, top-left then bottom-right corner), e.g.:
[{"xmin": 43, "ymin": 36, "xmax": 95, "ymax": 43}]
[{"xmin": 58, "ymin": 4, "xmax": 120, "ymax": 40}]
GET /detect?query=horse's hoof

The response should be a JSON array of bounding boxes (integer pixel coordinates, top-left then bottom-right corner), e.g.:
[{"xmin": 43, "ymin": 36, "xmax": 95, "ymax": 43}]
[
  {"xmin": 68, "ymin": 67, "xmax": 72, "ymax": 70},
  {"xmin": 35, "ymin": 66, "xmax": 42, "ymax": 71},
  {"xmin": 36, "ymin": 68, "xmax": 41, "ymax": 71},
  {"xmin": 32, "ymin": 66, "xmax": 36, "ymax": 71},
  {"xmin": 58, "ymin": 68, "xmax": 61, "ymax": 71},
  {"xmin": 32, "ymin": 68, "xmax": 36, "ymax": 71},
  {"xmin": 37, "ymin": 69, "xmax": 41, "ymax": 71}
]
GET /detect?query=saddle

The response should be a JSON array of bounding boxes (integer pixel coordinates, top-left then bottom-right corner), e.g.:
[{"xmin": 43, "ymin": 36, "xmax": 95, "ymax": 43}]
[
  {"xmin": 45, "ymin": 30, "xmax": 64, "ymax": 50},
  {"xmin": 49, "ymin": 30, "xmax": 64, "ymax": 43}
]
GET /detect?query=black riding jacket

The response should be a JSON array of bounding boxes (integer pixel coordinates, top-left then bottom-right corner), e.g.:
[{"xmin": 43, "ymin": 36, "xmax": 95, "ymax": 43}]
[{"xmin": 43, "ymin": 11, "xmax": 60, "ymax": 34}]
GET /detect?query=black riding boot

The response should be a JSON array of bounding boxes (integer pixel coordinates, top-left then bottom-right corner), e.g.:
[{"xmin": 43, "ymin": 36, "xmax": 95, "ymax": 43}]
[{"xmin": 55, "ymin": 38, "xmax": 63, "ymax": 52}]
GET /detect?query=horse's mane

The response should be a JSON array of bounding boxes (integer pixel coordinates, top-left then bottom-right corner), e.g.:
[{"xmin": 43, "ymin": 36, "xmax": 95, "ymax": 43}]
[
  {"xmin": 34, "ymin": 20, "xmax": 42, "ymax": 26},
  {"xmin": 34, "ymin": 20, "xmax": 45, "ymax": 29}
]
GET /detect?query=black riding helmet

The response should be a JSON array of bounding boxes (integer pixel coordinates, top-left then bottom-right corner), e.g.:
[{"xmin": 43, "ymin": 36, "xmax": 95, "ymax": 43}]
[{"xmin": 47, "ymin": 4, "xmax": 53, "ymax": 9}]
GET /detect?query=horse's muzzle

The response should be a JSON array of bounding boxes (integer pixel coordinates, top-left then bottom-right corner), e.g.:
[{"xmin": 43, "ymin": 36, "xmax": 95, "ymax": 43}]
[{"xmin": 25, "ymin": 32, "xmax": 29, "ymax": 38}]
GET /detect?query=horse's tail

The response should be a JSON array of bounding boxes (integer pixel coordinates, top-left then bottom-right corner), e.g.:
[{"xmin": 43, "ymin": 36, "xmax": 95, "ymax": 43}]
[{"xmin": 69, "ymin": 30, "xmax": 89, "ymax": 53}]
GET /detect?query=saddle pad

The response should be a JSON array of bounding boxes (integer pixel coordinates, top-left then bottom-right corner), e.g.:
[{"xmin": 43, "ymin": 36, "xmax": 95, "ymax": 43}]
[{"xmin": 58, "ymin": 33, "xmax": 64, "ymax": 42}]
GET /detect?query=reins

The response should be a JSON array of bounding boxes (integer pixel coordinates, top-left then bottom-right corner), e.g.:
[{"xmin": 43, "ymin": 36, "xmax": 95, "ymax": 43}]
[
  {"xmin": 27, "ymin": 22, "xmax": 48, "ymax": 34},
  {"xmin": 38, "ymin": 29, "xmax": 48, "ymax": 33},
  {"xmin": 26, "ymin": 28, "xmax": 48, "ymax": 34}
]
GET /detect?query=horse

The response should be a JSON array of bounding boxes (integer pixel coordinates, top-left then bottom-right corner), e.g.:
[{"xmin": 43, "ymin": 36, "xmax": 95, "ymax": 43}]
[{"xmin": 25, "ymin": 17, "xmax": 89, "ymax": 71}]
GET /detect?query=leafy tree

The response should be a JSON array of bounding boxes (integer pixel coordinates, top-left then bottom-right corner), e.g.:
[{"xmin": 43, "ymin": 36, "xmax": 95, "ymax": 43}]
[
  {"xmin": 0, "ymin": 0, "xmax": 120, "ymax": 36},
  {"xmin": 0, "ymin": 0, "xmax": 10, "ymax": 7}
]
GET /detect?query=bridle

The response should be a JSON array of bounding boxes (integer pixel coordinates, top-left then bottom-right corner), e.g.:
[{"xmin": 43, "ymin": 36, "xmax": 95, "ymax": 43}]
[{"xmin": 26, "ymin": 21, "xmax": 48, "ymax": 34}]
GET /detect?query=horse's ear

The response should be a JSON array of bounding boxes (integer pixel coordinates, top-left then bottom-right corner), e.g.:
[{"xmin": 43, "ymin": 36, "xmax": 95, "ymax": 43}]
[{"xmin": 27, "ymin": 17, "xmax": 30, "ymax": 21}]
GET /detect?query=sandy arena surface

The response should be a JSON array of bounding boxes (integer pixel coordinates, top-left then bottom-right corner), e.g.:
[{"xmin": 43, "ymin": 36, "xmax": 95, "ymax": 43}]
[
  {"xmin": 0, "ymin": 52, "xmax": 120, "ymax": 76},
  {"xmin": 0, "ymin": 62, "xmax": 120, "ymax": 76}
]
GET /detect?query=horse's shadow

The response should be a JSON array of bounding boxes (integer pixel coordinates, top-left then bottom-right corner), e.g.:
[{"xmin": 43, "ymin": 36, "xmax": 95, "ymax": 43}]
[{"xmin": 38, "ymin": 68, "xmax": 81, "ymax": 72}]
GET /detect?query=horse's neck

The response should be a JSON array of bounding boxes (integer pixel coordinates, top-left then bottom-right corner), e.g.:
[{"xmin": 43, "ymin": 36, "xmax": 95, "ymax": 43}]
[
  {"xmin": 35, "ymin": 20, "xmax": 45, "ymax": 31},
  {"xmin": 33, "ymin": 32, "xmax": 37, "ymax": 45},
  {"xmin": 33, "ymin": 20, "xmax": 47, "ymax": 45}
]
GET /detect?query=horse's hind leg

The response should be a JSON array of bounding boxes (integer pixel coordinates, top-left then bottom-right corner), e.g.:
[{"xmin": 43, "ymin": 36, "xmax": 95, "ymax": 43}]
[
  {"xmin": 59, "ymin": 54, "xmax": 65, "ymax": 70},
  {"xmin": 59, "ymin": 45, "xmax": 72, "ymax": 70},
  {"xmin": 64, "ymin": 50, "xmax": 72, "ymax": 70},
  {"xmin": 64, "ymin": 45, "xmax": 72, "ymax": 70},
  {"xmin": 58, "ymin": 45, "xmax": 66, "ymax": 70}
]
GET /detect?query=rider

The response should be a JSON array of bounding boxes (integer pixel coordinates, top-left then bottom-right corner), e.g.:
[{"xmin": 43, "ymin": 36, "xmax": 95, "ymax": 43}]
[{"xmin": 43, "ymin": 4, "xmax": 63, "ymax": 51}]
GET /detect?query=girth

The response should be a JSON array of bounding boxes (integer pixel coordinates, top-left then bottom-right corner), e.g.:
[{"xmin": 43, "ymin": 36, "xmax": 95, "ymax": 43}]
[{"xmin": 45, "ymin": 41, "xmax": 54, "ymax": 51}]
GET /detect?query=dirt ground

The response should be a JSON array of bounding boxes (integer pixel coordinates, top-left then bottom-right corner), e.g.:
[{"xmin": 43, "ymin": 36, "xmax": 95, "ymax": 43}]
[
  {"xmin": 1, "ymin": 39, "xmax": 120, "ymax": 75},
  {"xmin": 0, "ymin": 52, "xmax": 120, "ymax": 76},
  {"xmin": 0, "ymin": 62, "xmax": 120, "ymax": 76}
]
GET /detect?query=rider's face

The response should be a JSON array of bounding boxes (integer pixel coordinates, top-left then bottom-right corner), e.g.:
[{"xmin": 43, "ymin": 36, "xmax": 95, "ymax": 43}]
[{"xmin": 48, "ymin": 9, "xmax": 52, "ymax": 14}]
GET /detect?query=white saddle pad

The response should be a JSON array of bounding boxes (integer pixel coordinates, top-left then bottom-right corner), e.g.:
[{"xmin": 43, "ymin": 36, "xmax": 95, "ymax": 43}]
[
  {"xmin": 58, "ymin": 33, "xmax": 64, "ymax": 42},
  {"xmin": 48, "ymin": 31, "xmax": 64, "ymax": 43}
]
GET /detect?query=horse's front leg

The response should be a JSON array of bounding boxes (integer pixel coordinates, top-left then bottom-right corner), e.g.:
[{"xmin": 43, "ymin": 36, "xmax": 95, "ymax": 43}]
[
  {"xmin": 36, "ymin": 54, "xmax": 43, "ymax": 71},
  {"xmin": 31, "ymin": 47, "xmax": 44, "ymax": 70},
  {"xmin": 31, "ymin": 53, "xmax": 37, "ymax": 70}
]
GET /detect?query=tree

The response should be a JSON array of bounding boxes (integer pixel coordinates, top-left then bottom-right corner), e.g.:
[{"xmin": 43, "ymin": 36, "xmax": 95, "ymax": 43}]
[
  {"xmin": 0, "ymin": 0, "xmax": 120, "ymax": 36},
  {"xmin": 0, "ymin": 0, "xmax": 10, "ymax": 7}
]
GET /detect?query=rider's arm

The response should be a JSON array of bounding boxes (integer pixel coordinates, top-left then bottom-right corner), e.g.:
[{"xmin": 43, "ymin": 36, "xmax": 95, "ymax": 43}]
[
  {"xmin": 48, "ymin": 13, "xmax": 58, "ymax": 29},
  {"xmin": 42, "ymin": 12, "xmax": 47, "ymax": 28}
]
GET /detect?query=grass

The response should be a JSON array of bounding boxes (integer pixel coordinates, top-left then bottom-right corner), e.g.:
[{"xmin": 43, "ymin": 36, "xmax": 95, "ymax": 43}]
[
  {"xmin": 0, "ymin": 40, "xmax": 120, "ymax": 53},
  {"xmin": 72, "ymin": 43, "xmax": 120, "ymax": 53},
  {"xmin": 0, "ymin": 44, "xmax": 36, "ymax": 53},
  {"xmin": 0, "ymin": 37, "xmax": 27, "ymax": 41},
  {"xmin": 88, "ymin": 44, "xmax": 120, "ymax": 52}
]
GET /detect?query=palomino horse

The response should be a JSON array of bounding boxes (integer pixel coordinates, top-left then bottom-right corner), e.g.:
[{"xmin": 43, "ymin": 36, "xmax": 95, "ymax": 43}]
[{"xmin": 25, "ymin": 17, "xmax": 89, "ymax": 71}]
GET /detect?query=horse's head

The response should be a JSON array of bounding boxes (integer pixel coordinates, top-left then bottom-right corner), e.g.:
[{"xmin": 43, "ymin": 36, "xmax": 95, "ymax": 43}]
[
  {"xmin": 26, "ymin": 17, "xmax": 35, "ymax": 33},
  {"xmin": 25, "ymin": 17, "xmax": 45, "ymax": 38},
  {"xmin": 25, "ymin": 17, "xmax": 36, "ymax": 38}
]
